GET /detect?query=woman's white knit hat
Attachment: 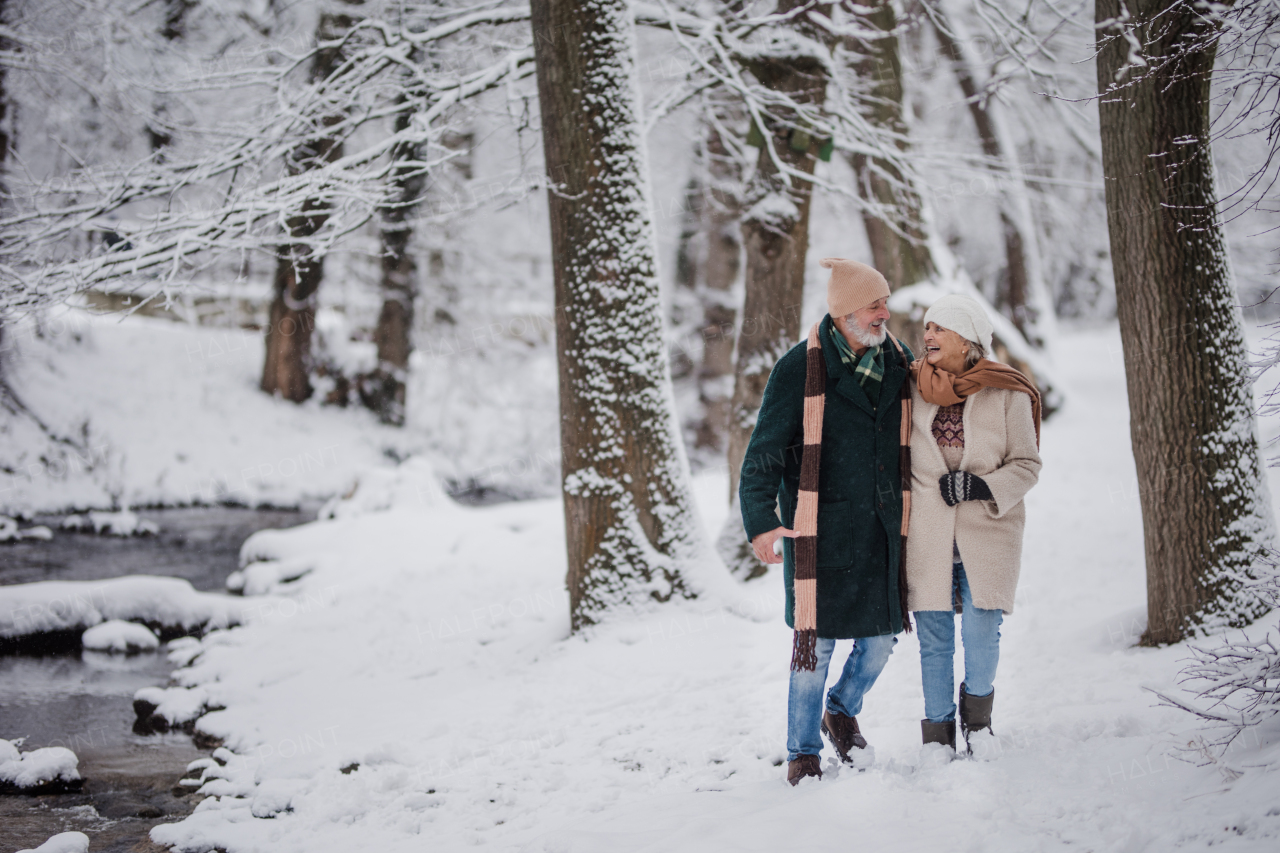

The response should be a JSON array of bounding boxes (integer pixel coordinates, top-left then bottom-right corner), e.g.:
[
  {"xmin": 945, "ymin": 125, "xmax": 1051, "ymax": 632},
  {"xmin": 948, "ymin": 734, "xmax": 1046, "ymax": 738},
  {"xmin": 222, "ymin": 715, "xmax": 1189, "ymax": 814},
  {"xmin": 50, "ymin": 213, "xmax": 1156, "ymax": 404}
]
[{"xmin": 924, "ymin": 294, "xmax": 994, "ymax": 352}]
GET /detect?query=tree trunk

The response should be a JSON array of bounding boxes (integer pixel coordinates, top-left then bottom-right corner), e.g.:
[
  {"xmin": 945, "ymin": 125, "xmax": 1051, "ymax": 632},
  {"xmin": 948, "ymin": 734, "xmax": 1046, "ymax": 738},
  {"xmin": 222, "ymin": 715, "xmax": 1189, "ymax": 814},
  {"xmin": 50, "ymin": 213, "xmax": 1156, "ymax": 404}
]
[
  {"xmin": 148, "ymin": 0, "xmax": 194, "ymax": 154},
  {"xmin": 847, "ymin": 0, "xmax": 935, "ymax": 298},
  {"xmin": 1097, "ymin": 0, "xmax": 1274, "ymax": 644},
  {"xmin": 359, "ymin": 95, "xmax": 427, "ymax": 426},
  {"xmin": 261, "ymin": 1, "xmax": 363, "ymax": 402},
  {"xmin": 531, "ymin": 0, "xmax": 705, "ymax": 630},
  {"xmin": 0, "ymin": 0, "xmax": 12, "ymax": 373},
  {"xmin": 694, "ymin": 127, "xmax": 742, "ymax": 452},
  {"xmin": 720, "ymin": 3, "xmax": 829, "ymax": 580},
  {"xmin": 931, "ymin": 1, "xmax": 1053, "ymax": 348}
]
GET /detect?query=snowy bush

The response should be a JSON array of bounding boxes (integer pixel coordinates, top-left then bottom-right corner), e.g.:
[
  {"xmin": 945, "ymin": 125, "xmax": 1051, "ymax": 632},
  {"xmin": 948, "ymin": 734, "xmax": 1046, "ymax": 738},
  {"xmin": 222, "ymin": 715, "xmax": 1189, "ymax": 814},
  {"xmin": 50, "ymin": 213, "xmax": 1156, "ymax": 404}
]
[{"xmin": 1153, "ymin": 553, "xmax": 1280, "ymax": 757}]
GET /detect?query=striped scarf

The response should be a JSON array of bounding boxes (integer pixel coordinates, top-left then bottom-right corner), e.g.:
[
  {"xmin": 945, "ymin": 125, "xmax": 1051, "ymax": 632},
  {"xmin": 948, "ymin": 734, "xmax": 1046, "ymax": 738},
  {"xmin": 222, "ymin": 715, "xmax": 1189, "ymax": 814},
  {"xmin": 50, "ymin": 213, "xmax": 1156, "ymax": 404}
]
[
  {"xmin": 792, "ymin": 322, "xmax": 914, "ymax": 672},
  {"xmin": 829, "ymin": 326, "xmax": 885, "ymax": 406}
]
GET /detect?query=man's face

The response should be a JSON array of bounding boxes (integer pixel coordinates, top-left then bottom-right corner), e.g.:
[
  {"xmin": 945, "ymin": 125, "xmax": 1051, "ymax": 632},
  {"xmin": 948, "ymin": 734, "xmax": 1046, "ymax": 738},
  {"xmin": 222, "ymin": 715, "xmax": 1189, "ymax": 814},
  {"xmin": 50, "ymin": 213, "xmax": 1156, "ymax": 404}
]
[{"xmin": 838, "ymin": 297, "xmax": 890, "ymax": 348}]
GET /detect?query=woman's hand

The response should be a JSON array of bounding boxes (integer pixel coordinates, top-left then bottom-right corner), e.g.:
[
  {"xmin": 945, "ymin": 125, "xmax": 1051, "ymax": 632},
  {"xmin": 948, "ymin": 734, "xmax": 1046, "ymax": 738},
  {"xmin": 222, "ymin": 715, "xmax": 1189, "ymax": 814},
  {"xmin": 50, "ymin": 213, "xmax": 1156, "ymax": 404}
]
[
  {"xmin": 939, "ymin": 472, "xmax": 993, "ymax": 507},
  {"xmin": 751, "ymin": 527, "xmax": 798, "ymax": 564}
]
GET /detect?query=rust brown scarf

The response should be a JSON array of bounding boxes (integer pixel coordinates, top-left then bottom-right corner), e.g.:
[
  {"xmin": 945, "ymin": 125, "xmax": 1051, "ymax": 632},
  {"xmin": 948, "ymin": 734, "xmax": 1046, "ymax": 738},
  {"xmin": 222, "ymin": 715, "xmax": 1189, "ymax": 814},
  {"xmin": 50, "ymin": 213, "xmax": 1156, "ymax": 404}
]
[{"xmin": 914, "ymin": 359, "xmax": 1042, "ymax": 447}]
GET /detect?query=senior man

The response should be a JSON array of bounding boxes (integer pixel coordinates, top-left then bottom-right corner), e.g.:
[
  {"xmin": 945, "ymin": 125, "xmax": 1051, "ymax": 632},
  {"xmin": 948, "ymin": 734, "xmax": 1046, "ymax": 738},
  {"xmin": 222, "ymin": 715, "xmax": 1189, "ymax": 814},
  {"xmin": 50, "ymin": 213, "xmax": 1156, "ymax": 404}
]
[{"xmin": 739, "ymin": 258, "xmax": 914, "ymax": 786}]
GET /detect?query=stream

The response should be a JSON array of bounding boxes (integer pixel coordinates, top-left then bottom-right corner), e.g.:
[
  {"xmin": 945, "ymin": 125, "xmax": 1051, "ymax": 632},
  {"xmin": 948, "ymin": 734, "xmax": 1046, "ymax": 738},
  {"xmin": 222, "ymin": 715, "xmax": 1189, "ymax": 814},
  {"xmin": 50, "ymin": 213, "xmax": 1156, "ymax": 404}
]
[{"xmin": 0, "ymin": 507, "xmax": 310, "ymax": 853}]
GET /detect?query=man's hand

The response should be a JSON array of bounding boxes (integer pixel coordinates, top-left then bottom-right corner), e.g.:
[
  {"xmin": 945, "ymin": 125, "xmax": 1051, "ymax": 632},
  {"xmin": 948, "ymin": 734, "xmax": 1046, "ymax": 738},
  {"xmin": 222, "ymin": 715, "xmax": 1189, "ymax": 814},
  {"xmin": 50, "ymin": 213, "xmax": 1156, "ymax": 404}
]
[{"xmin": 751, "ymin": 527, "xmax": 798, "ymax": 564}]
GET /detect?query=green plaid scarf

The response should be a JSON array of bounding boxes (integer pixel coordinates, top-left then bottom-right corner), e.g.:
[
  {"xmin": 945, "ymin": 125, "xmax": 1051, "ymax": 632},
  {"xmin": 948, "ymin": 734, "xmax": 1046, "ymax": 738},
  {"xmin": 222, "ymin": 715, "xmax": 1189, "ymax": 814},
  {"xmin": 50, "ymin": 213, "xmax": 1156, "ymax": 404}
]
[{"xmin": 830, "ymin": 321, "xmax": 885, "ymax": 407}]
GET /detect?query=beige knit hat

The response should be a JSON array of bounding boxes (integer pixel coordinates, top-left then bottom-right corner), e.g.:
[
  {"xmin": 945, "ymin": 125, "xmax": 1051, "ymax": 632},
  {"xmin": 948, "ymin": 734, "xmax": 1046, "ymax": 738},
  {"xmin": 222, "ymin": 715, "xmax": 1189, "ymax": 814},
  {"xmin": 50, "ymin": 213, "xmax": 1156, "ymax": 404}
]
[{"xmin": 821, "ymin": 258, "xmax": 891, "ymax": 318}]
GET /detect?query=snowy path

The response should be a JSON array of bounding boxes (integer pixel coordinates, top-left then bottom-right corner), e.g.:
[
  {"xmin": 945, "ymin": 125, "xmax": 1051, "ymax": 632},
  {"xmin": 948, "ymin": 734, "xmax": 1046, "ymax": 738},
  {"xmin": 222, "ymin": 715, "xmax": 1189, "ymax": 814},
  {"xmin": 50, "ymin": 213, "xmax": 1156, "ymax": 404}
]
[{"xmin": 151, "ymin": 326, "xmax": 1279, "ymax": 852}]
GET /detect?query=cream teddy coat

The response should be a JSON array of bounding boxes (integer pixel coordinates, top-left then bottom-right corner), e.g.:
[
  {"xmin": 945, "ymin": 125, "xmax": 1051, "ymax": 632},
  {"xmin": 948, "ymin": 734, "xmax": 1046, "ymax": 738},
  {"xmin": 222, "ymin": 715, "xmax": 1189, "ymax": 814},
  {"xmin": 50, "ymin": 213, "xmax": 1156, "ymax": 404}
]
[{"xmin": 906, "ymin": 382, "xmax": 1041, "ymax": 613}]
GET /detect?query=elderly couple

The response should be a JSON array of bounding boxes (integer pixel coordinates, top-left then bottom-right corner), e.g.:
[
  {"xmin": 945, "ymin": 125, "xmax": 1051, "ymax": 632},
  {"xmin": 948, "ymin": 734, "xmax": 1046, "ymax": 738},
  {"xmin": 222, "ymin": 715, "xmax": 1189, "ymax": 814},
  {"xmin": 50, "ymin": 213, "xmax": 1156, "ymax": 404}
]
[{"xmin": 739, "ymin": 258, "xmax": 1042, "ymax": 785}]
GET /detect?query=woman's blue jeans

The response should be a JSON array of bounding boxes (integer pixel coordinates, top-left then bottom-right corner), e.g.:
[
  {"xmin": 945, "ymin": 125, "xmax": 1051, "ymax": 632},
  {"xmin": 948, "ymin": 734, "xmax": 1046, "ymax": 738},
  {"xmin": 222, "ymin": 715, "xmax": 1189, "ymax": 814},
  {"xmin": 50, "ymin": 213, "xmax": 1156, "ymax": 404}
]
[
  {"xmin": 786, "ymin": 634, "xmax": 897, "ymax": 760},
  {"xmin": 914, "ymin": 563, "xmax": 1002, "ymax": 723}
]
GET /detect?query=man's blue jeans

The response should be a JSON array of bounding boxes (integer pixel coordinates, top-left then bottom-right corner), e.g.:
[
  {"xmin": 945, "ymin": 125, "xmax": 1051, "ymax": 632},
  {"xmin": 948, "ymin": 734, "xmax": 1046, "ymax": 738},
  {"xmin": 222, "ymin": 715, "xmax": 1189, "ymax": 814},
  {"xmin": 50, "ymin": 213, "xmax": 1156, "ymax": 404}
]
[
  {"xmin": 914, "ymin": 562, "xmax": 1002, "ymax": 723},
  {"xmin": 786, "ymin": 634, "xmax": 897, "ymax": 760}
]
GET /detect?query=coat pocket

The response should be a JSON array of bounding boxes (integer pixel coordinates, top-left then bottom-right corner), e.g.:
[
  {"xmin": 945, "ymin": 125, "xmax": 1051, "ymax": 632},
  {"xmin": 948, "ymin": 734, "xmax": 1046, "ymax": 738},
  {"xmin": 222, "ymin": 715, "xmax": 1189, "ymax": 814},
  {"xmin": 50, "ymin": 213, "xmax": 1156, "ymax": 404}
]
[{"xmin": 816, "ymin": 501, "xmax": 853, "ymax": 568}]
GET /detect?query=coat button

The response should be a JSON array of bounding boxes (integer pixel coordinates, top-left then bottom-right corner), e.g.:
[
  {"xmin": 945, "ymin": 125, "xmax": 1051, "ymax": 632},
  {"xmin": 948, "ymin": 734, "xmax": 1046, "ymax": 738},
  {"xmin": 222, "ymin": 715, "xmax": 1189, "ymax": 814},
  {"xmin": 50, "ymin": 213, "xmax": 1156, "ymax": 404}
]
[{"xmin": 879, "ymin": 464, "xmax": 885, "ymax": 471}]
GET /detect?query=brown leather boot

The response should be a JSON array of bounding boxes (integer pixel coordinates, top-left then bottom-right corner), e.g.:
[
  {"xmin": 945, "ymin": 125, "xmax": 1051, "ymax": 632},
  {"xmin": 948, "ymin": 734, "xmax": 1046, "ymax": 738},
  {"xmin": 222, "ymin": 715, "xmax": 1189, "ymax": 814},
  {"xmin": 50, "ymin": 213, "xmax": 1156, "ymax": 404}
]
[
  {"xmin": 921, "ymin": 719, "xmax": 956, "ymax": 750},
  {"xmin": 821, "ymin": 710, "xmax": 868, "ymax": 765},
  {"xmin": 786, "ymin": 754, "xmax": 822, "ymax": 786}
]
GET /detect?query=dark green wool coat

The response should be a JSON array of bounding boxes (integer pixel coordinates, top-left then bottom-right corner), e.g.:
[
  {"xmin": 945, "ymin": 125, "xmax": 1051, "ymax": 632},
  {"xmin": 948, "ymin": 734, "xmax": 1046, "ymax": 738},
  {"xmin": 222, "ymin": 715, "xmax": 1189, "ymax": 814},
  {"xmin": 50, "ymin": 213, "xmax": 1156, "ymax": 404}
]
[{"xmin": 739, "ymin": 315, "xmax": 914, "ymax": 639}]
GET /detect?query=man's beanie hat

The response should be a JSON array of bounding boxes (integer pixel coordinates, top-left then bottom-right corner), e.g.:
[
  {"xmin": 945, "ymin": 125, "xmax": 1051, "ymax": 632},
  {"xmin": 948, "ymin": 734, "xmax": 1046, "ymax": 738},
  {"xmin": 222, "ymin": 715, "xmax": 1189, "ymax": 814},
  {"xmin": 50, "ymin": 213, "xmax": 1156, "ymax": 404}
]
[
  {"xmin": 923, "ymin": 294, "xmax": 995, "ymax": 352},
  {"xmin": 821, "ymin": 258, "xmax": 891, "ymax": 318}
]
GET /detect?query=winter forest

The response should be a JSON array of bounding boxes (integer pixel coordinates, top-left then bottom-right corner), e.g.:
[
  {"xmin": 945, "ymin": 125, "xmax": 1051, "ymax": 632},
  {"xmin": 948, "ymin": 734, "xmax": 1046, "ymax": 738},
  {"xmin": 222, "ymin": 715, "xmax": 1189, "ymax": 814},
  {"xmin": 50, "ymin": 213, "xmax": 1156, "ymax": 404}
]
[{"xmin": 1, "ymin": 0, "xmax": 1279, "ymax": 850}]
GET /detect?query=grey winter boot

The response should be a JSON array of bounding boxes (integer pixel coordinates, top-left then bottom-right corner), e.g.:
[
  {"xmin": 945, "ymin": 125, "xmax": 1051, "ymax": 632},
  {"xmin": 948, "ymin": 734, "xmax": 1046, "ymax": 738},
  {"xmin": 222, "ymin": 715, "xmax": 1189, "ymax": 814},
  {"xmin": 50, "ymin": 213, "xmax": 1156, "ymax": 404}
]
[
  {"xmin": 920, "ymin": 719, "xmax": 956, "ymax": 750},
  {"xmin": 959, "ymin": 683, "xmax": 994, "ymax": 754}
]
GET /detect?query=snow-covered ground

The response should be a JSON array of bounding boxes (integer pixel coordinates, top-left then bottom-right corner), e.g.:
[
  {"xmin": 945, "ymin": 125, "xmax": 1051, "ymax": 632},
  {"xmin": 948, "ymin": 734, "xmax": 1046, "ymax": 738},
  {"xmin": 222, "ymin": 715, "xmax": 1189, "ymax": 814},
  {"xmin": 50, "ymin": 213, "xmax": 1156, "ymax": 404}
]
[
  {"xmin": 0, "ymin": 576, "xmax": 244, "ymax": 641},
  {"xmin": 0, "ymin": 309, "xmax": 417, "ymax": 516},
  {"xmin": 132, "ymin": 324, "xmax": 1280, "ymax": 852}
]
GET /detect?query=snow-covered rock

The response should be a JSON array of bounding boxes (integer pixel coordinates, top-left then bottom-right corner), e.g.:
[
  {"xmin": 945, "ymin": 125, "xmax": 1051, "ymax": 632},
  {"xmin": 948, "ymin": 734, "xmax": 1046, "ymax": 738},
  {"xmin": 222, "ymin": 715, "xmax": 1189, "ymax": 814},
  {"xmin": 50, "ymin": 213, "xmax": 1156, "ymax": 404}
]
[
  {"xmin": 0, "ymin": 739, "xmax": 82, "ymax": 793},
  {"xmin": 0, "ymin": 516, "xmax": 54, "ymax": 542},
  {"xmin": 61, "ymin": 508, "xmax": 159, "ymax": 536},
  {"xmin": 0, "ymin": 576, "xmax": 242, "ymax": 640},
  {"xmin": 81, "ymin": 619, "xmax": 160, "ymax": 653},
  {"xmin": 15, "ymin": 832, "xmax": 90, "ymax": 853},
  {"xmin": 133, "ymin": 685, "xmax": 212, "ymax": 732}
]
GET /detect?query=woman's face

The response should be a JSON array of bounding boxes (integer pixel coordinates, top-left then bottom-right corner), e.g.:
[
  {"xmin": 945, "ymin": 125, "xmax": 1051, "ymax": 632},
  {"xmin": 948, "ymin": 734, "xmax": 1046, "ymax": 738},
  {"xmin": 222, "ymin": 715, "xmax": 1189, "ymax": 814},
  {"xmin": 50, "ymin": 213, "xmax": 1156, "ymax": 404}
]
[{"xmin": 922, "ymin": 321, "xmax": 970, "ymax": 371}]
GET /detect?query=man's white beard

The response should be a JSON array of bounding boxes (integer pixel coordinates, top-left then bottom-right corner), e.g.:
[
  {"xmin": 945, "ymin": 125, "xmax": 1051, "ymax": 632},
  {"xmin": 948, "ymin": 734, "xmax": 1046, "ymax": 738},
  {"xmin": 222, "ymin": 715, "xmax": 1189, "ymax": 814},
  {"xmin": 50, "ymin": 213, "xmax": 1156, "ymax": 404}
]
[{"xmin": 849, "ymin": 319, "xmax": 887, "ymax": 349}]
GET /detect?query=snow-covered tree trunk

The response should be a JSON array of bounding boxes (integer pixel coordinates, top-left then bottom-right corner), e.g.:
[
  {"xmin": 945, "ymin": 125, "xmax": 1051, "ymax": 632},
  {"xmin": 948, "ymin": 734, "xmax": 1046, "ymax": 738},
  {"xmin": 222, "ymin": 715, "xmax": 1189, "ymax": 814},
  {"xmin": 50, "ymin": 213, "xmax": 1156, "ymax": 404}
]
[
  {"xmin": 694, "ymin": 127, "xmax": 742, "ymax": 453},
  {"xmin": 1097, "ymin": 0, "xmax": 1275, "ymax": 644},
  {"xmin": 720, "ymin": 5, "xmax": 827, "ymax": 580},
  {"xmin": 0, "ymin": 0, "xmax": 11, "ymax": 378},
  {"xmin": 360, "ymin": 88, "xmax": 427, "ymax": 426},
  {"xmin": 846, "ymin": 0, "xmax": 935, "ymax": 299},
  {"xmin": 261, "ymin": 0, "xmax": 364, "ymax": 403},
  {"xmin": 147, "ymin": 0, "xmax": 194, "ymax": 154},
  {"xmin": 0, "ymin": 0, "xmax": 10, "ymax": 192},
  {"xmin": 531, "ymin": 0, "xmax": 705, "ymax": 630},
  {"xmin": 930, "ymin": 0, "xmax": 1054, "ymax": 348}
]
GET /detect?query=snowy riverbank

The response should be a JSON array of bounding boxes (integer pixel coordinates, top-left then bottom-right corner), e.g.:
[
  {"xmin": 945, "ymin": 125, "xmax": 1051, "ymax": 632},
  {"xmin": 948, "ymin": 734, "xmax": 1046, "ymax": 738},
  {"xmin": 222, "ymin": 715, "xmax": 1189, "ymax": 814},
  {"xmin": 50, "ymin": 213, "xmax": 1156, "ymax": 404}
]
[
  {"xmin": 0, "ymin": 310, "xmax": 417, "ymax": 516},
  {"xmin": 136, "ymin": 324, "xmax": 1280, "ymax": 852}
]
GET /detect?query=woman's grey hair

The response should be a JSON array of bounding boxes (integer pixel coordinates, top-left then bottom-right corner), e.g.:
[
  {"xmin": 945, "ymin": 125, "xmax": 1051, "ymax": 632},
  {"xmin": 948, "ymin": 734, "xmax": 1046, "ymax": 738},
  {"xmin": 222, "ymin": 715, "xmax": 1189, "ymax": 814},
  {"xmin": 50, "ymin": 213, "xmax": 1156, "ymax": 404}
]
[{"xmin": 964, "ymin": 339, "xmax": 986, "ymax": 368}]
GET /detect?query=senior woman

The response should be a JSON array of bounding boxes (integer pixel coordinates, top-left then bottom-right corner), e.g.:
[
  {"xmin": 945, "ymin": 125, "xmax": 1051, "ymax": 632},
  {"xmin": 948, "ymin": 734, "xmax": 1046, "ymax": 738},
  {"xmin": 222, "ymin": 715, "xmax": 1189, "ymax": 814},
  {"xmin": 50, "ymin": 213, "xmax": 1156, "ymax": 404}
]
[{"xmin": 907, "ymin": 294, "xmax": 1041, "ymax": 756}]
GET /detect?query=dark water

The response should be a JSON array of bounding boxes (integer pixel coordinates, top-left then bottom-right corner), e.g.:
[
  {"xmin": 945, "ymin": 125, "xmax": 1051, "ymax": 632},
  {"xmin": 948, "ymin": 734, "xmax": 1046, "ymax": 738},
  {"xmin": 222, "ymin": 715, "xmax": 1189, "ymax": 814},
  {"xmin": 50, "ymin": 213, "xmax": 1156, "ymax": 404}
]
[
  {"xmin": 0, "ymin": 507, "xmax": 309, "ymax": 852},
  {"xmin": 1, "ymin": 506, "xmax": 312, "ymax": 591}
]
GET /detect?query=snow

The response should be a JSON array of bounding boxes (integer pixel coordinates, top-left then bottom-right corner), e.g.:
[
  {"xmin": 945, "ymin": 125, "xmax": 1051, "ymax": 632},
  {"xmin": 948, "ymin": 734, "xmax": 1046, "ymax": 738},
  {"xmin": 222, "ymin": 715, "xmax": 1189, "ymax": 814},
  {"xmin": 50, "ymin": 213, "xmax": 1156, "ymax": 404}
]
[
  {"xmin": 0, "ymin": 739, "xmax": 81, "ymax": 791},
  {"xmin": 80, "ymin": 619, "xmax": 161, "ymax": 653},
  {"xmin": 0, "ymin": 576, "xmax": 243, "ymax": 640},
  {"xmin": 134, "ymin": 685, "xmax": 213, "ymax": 727},
  {"xmin": 14, "ymin": 832, "xmax": 90, "ymax": 853},
  {"xmin": 0, "ymin": 309, "xmax": 416, "ymax": 516},
  {"xmin": 0, "ymin": 517, "xmax": 53, "ymax": 541},
  {"xmin": 136, "ymin": 324, "xmax": 1280, "ymax": 852}
]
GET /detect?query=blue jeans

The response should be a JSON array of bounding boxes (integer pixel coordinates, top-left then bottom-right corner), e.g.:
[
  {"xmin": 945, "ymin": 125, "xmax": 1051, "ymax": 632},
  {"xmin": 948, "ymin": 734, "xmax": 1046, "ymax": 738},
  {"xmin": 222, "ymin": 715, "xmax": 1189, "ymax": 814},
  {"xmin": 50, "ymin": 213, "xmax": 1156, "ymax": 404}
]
[
  {"xmin": 914, "ymin": 562, "xmax": 1003, "ymax": 723},
  {"xmin": 786, "ymin": 634, "xmax": 897, "ymax": 760}
]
